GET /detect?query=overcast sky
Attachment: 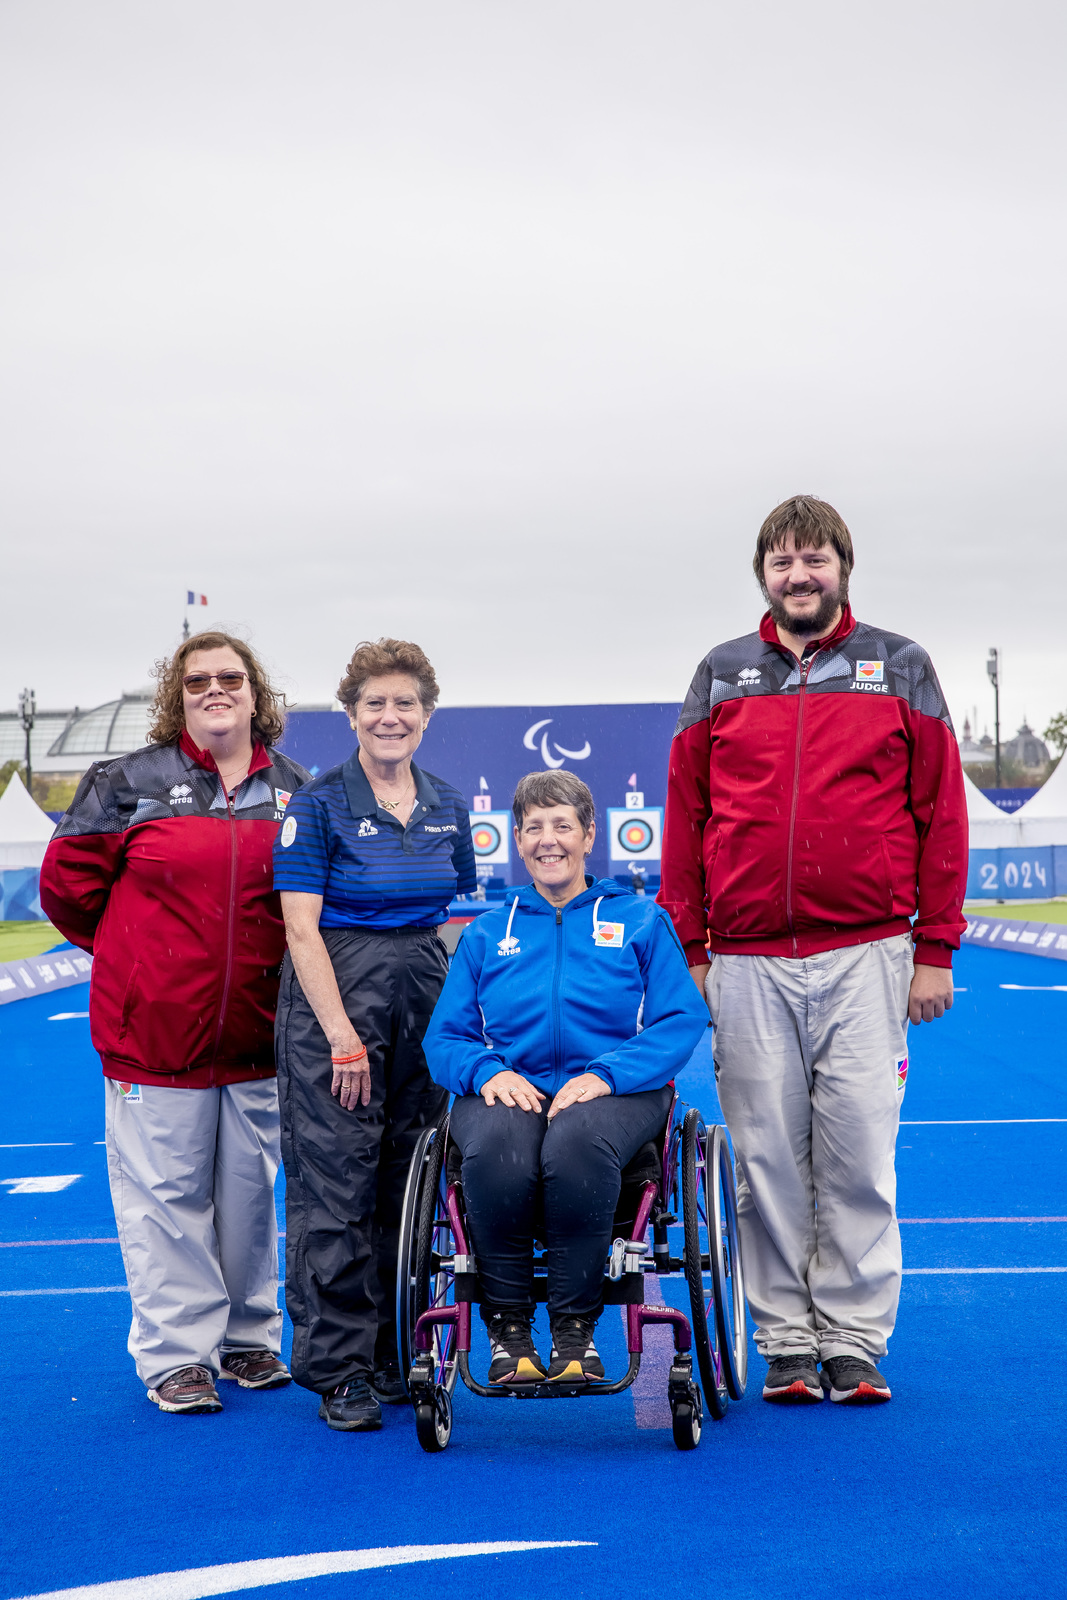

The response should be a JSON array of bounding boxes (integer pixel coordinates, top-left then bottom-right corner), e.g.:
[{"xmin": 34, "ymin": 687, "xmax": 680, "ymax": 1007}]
[{"xmin": 1, "ymin": 1, "xmax": 1064, "ymax": 742}]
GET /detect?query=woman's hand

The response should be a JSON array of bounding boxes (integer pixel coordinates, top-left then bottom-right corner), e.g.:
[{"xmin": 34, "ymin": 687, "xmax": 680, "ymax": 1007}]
[
  {"xmin": 480, "ymin": 1071, "xmax": 546, "ymax": 1112},
  {"xmin": 331, "ymin": 1028, "xmax": 371, "ymax": 1110},
  {"xmin": 547, "ymin": 1072, "xmax": 611, "ymax": 1121}
]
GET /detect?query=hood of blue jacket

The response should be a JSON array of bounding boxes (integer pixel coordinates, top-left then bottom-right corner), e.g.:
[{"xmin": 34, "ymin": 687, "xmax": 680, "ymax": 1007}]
[{"xmin": 423, "ymin": 877, "xmax": 709, "ymax": 1098}]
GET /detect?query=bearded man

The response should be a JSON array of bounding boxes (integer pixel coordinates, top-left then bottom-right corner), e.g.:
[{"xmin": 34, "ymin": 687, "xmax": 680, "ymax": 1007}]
[{"xmin": 658, "ymin": 495, "xmax": 967, "ymax": 1405}]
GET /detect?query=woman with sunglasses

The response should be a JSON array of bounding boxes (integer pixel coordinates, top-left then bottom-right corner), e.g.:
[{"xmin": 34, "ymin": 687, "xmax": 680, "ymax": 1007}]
[{"xmin": 41, "ymin": 630, "xmax": 309, "ymax": 1416}]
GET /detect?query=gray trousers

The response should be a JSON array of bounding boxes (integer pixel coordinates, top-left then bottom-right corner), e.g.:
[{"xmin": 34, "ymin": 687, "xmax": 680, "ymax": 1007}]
[
  {"xmin": 708, "ymin": 934, "xmax": 913, "ymax": 1362},
  {"xmin": 104, "ymin": 1077, "xmax": 282, "ymax": 1390}
]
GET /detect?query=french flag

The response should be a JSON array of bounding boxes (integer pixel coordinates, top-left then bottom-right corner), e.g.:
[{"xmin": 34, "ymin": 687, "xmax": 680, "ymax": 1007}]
[{"xmin": 186, "ymin": 592, "xmax": 208, "ymax": 606}]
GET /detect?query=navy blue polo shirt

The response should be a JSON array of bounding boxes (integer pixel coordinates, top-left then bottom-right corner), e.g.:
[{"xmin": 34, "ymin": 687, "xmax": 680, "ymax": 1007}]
[{"xmin": 273, "ymin": 754, "xmax": 477, "ymax": 929}]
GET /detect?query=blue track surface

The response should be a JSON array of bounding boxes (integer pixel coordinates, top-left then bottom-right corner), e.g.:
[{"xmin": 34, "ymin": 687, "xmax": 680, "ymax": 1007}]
[{"xmin": 1, "ymin": 944, "xmax": 1064, "ymax": 1600}]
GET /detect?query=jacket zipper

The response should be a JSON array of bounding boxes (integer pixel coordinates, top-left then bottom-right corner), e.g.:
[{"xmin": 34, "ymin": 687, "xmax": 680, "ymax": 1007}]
[
  {"xmin": 784, "ymin": 651, "xmax": 820, "ymax": 957},
  {"xmin": 210, "ymin": 790, "xmax": 239, "ymax": 1084},
  {"xmin": 551, "ymin": 907, "xmax": 563, "ymax": 1084}
]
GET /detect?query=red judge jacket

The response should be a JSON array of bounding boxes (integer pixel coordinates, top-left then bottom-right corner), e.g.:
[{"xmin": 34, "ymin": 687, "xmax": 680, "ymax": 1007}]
[
  {"xmin": 658, "ymin": 607, "xmax": 968, "ymax": 970},
  {"xmin": 40, "ymin": 734, "xmax": 310, "ymax": 1087}
]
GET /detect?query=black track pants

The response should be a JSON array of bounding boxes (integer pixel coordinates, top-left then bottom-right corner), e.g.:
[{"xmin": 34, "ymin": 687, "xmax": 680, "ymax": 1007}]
[
  {"xmin": 276, "ymin": 927, "xmax": 448, "ymax": 1393},
  {"xmin": 449, "ymin": 1085, "xmax": 674, "ymax": 1320}
]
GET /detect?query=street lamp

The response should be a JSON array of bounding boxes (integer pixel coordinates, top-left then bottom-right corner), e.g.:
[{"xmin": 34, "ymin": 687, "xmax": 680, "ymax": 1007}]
[
  {"xmin": 985, "ymin": 649, "xmax": 1000, "ymax": 788},
  {"xmin": 18, "ymin": 686, "xmax": 36, "ymax": 797}
]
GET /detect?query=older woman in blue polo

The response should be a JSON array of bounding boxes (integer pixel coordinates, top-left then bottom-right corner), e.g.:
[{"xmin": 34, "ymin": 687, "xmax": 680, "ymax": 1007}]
[{"xmin": 423, "ymin": 770, "xmax": 707, "ymax": 1386}]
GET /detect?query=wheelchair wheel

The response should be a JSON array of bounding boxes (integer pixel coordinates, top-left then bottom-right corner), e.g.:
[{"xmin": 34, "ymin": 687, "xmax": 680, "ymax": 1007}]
[
  {"xmin": 396, "ymin": 1118, "xmax": 457, "ymax": 1397},
  {"xmin": 414, "ymin": 1384, "xmax": 453, "ymax": 1453},
  {"xmin": 680, "ymin": 1108, "xmax": 728, "ymax": 1420},
  {"xmin": 670, "ymin": 1383, "xmax": 703, "ymax": 1451},
  {"xmin": 709, "ymin": 1124, "xmax": 748, "ymax": 1400}
]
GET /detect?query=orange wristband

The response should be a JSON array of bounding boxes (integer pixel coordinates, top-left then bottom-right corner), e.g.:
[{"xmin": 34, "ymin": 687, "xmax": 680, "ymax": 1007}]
[{"xmin": 331, "ymin": 1049, "xmax": 367, "ymax": 1066}]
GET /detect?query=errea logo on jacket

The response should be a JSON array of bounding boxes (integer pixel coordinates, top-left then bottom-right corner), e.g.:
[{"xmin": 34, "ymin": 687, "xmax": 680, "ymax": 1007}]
[{"xmin": 169, "ymin": 784, "xmax": 193, "ymax": 804}]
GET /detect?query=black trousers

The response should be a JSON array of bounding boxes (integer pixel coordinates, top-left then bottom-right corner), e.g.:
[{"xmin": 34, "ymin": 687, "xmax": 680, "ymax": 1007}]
[
  {"xmin": 276, "ymin": 926, "xmax": 448, "ymax": 1393},
  {"xmin": 449, "ymin": 1084, "xmax": 674, "ymax": 1320}
]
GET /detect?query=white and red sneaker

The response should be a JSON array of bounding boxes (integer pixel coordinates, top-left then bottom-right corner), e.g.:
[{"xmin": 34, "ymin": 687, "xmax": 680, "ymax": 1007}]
[
  {"xmin": 821, "ymin": 1355, "xmax": 891, "ymax": 1405},
  {"xmin": 762, "ymin": 1353, "xmax": 823, "ymax": 1404}
]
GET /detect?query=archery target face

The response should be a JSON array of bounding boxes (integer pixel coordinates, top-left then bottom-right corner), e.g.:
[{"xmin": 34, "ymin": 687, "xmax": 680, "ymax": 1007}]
[
  {"xmin": 468, "ymin": 810, "xmax": 511, "ymax": 865},
  {"xmin": 606, "ymin": 807, "xmax": 662, "ymax": 862}
]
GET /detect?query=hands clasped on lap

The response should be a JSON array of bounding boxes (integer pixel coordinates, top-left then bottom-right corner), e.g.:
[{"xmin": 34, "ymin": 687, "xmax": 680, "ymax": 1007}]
[{"xmin": 480, "ymin": 1070, "xmax": 610, "ymax": 1121}]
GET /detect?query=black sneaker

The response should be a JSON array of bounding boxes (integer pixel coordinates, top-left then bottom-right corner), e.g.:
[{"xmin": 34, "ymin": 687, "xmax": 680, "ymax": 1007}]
[
  {"xmin": 762, "ymin": 1353, "xmax": 823, "ymax": 1404},
  {"xmin": 821, "ymin": 1355, "xmax": 891, "ymax": 1405},
  {"xmin": 546, "ymin": 1314, "xmax": 605, "ymax": 1383},
  {"xmin": 318, "ymin": 1379, "xmax": 383, "ymax": 1431},
  {"xmin": 485, "ymin": 1312, "xmax": 547, "ymax": 1385},
  {"xmin": 368, "ymin": 1364, "xmax": 408, "ymax": 1405}
]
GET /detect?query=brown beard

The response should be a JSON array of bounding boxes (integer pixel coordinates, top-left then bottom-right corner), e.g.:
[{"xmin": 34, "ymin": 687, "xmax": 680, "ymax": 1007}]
[{"xmin": 766, "ymin": 574, "xmax": 849, "ymax": 639}]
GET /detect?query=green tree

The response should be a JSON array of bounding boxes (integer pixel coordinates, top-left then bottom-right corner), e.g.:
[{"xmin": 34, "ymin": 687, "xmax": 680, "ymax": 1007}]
[
  {"xmin": 0, "ymin": 759, "xmax": 25, "ymax": 798},
  {"xmin": 1045, "ymin": 710, "xmax": 1067, "ymax": 757}
]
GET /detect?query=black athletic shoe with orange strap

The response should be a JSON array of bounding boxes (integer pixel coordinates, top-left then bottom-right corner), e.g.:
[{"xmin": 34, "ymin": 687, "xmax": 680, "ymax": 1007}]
[
  {"xmin": 821, "ymin": 1355, "xmax": 892, "ymax": 1404},
  {"xmin": 762, "ymin": 1353, "xmax": 823, "ymax": 1404}
]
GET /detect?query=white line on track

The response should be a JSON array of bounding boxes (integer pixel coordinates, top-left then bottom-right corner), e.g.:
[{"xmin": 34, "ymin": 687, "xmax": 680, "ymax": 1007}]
[
  {"xmin": 1000, "ymin": 984, "xmax": 1067, "ymax": 992},
  {"xmin": 0, "ymin": 1143, "xmax": 74, "ymax": 1148},
  {"xmin": 8, "ymin": 1541, "xmax": 598, "ymax": 1600},
  {"xmin": 904, "ymin": 1267, "xmax": 1067, "ymax": 1274},
  {"xmin": 900, "ymin": 1217, "xmax": 1067, "ymax": 1223},
  {"xmin": 900, "ymin": 1119, "xmax": 1067, "ymax": 1125},
  {"xmin": 0, "ymin": 1287, "xmax": 127, "ymax": 1296},
  {"xmin": 0, "ymin": 1238, "xmax": 119, "ymax": 1248}
]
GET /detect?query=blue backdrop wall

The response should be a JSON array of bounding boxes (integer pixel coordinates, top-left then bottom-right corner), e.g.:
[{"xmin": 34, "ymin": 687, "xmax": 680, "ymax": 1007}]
[{"xmin": 280, "ymin": 704, "xmax": 682, "ymax": 885}]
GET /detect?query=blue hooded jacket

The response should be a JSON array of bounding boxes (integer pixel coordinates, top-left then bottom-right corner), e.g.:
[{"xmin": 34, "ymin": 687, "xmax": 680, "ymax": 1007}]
[{"xmin": 423, "ymin": 877, "xmax": 709, "ymax": 1099}]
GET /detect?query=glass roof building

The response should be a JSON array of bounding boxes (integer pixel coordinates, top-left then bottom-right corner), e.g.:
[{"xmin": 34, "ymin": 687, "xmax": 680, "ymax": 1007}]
[{"xmin": 0, "ymin": 694, "xmax": 154, "ymax": 773}]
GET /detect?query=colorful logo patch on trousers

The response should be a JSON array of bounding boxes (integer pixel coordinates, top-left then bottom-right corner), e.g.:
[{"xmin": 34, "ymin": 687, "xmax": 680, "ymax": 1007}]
[
  {"xmin": 118, "ymin": 1082, "xmax": 142, "ymax": 1103},
  {"xmin": 896, "ymin": 1055, "xmax": 909, "ymax": 1091},
  {"xmin": 856, "ymin": 660, "xmax": 884, "ymax": 682},
  {"xmin": 594, "ymin": 921, "xmax": 625, "ymax": 948}
]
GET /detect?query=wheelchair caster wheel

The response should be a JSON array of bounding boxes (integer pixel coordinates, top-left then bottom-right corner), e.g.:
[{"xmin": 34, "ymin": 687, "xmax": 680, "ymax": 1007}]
[
  {"xmin": 414, "ymin": 1384, "xmax": 452, "ymax": 1453},
  {"xmin": 670, "ymin": 1383, "xmax": 703, "ymax": 1451}
]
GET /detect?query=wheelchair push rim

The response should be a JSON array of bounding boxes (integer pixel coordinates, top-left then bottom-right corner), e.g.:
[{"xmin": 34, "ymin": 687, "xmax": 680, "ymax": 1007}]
[
  {"xmin": 396, "ymin": 1117, "xmax": 458, "ymax": 1399},
  {"xmin": 680, "ymin": 1107, "xmax": 728, "ymax": 1420},
  {"xmin": 709, "ymin": 1124, "xmax": 748, "ymax": 1400}
]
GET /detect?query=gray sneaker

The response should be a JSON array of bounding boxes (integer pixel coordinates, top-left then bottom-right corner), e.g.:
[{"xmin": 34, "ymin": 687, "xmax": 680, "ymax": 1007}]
[
  {"xmin": 821, "ymin": 1355, "xmax": 891, "ymax": 1405},
  {"xmin": 148, "ymin": 1365, "xmax": 222, "ymax": 1414},
  {"xmin": 762, "ymin": 1353, "xmax": 823, "ymax": 1404}
]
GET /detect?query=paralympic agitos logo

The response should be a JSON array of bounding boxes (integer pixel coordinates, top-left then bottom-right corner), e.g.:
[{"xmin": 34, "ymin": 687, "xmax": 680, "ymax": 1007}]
[{"xmin": 522, "ymin": 719, "xmax": 591, "ymax": 770}]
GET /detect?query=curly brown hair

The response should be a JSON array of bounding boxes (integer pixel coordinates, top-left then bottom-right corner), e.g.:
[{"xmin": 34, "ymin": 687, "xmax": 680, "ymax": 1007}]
[
  {"xmin": 148, "ymin": 631, "xmax": 288, "ymax": 747},
  {"xmin": 336, "ymin": 638, "xmax": 440, "ymax": 713}
]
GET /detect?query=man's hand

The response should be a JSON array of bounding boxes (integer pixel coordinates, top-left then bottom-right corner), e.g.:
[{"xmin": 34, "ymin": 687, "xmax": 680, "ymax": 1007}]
[
  {"xmin": 481, "ymin": 1071, "xmax": 546, "ymax": 1112},
  {"xmin": 909, "ymin": 963, "xmax": 954, "ymax": 1024},
  {"xmin": 690, "ymin": 962, "xmax": 711, "ymax": 1015},
  {"xmin": 547, "ymin": 1072, "xmax": 612, "ymax": 1122}
]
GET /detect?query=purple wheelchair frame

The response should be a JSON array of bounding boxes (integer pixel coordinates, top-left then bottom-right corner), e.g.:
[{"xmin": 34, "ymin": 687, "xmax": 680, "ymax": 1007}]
[{"xmin": 404, "ymin": 1095, "xmax": 722, "ymax": 1443}]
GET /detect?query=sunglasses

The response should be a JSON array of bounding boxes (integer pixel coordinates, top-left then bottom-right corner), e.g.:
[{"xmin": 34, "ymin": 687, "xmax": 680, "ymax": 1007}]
[{"xmin": 182, "ymin": 671, "xmax": 248, "ymax": 694}]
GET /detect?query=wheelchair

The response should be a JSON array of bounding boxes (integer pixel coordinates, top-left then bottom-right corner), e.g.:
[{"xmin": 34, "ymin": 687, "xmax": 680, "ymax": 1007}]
[{"xmin": 395, "ymin": 1095, "xmax": 748, "ymax": 1453}]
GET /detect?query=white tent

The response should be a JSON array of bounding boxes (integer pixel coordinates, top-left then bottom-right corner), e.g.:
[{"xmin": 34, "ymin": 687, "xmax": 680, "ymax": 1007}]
[
  {"xmin": 964, "ymin": 770, "xmax": 1019, "ymax": 850},
  {"xmin": 1015, "ymin": 757, "xmax": 1067, "ymax": 847},
  {"xmin": 0, "ymin": 771, "xmax": 57, "ymax": 867}
]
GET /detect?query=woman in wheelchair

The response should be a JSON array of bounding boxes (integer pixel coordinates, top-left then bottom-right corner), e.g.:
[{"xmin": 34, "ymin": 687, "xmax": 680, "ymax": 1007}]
[{"xmin": 423, "ymin": 770, "xmax": 708, "ymax": 1388}]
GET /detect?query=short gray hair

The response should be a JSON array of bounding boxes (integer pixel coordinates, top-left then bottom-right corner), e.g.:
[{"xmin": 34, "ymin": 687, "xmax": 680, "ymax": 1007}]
[{"xmin": 511, "ymin": 770, "xmax": 595, "ymax": 833}]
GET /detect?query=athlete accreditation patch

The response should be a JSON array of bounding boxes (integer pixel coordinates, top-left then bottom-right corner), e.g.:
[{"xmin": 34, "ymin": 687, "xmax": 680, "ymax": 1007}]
[{"xmin": 594, "ymin": 921, "xmax": 625, "ymax": 948}]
